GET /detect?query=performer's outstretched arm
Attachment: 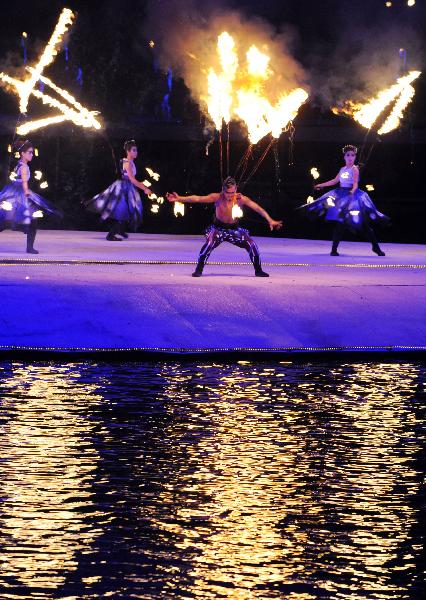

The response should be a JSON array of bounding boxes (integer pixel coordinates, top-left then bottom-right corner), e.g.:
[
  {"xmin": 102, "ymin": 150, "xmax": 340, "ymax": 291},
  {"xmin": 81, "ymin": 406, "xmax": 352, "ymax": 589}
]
[
  {"xmin": 166, "ymin": 192, "xmax": 218, "ymax": 203},
  {"xmin": 314, "ymin": 173, "xmax": 340, "ymax": 190},
  {"xmin": 239, "ymin": 194, "xmax": 283, "ymax": 231}
]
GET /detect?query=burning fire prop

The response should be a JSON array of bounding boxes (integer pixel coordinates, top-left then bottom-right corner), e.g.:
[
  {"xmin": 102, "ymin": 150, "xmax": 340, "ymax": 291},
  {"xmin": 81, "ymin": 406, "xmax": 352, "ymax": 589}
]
[
  {"xmin": 333, "ymin": 71, "xmax": 421, "ymax": 135},
  {"xmin": 205, "ymin": 32, "xmax": 308, "ymax": 144},
  {"xmin": 0, "ymin": 8, "xmax": 101, "ymax": 135}
]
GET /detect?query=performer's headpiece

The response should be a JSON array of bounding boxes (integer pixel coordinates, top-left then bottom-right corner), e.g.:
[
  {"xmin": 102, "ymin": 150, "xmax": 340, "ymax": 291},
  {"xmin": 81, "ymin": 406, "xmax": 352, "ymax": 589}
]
[
  {"xmin": 124, "ymin": 139, "xmax": 137, "ymax": 152},
  {"xmin": 16, "ymin": 139, "xmax": 32, "ymax": 153},
  {"xmin": 342, "ymin": 144, "xmax": 357, "ymax": 154},
  {"xmin": 222, "ymin": 176, "xmax": 237, "ymax": 190}
]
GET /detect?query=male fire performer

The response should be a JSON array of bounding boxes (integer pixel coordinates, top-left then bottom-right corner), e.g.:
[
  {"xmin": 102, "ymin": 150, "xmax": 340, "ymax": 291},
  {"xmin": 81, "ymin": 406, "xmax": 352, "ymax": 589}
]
[{"xmin": 166, "ymin": 177, "xmax": 282, "ymax": 277}]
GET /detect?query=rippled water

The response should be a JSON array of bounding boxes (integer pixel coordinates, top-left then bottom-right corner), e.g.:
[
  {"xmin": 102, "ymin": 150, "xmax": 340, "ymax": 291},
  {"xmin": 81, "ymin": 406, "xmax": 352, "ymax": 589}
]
[{"xmin": 0, "ymin": 360, "xmax": 425, "ymax": 599}]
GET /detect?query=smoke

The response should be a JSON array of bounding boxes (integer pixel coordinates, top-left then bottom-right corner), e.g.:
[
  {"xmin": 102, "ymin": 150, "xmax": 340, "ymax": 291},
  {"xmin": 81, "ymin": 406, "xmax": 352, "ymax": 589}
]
[
  {"xmin": 305, "ymin": 4, "xmax": 424, "ymax": 108},
  {"xmin": 142, "ymin": 0, "xmax": 307, "ymax": 112}
]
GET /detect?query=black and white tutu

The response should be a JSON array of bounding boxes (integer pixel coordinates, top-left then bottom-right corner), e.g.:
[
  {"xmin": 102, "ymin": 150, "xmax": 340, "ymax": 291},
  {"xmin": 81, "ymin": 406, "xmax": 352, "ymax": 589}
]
[
  {"xmin": 0, "ymin": 166, "xmax": 58, "ymax": 231},
  {"xmin": 304, "ymin": 186, "xmax": 390, "ymax": 231},
  {"xmin": 84, "ymin": 160, "xmax": 143, "ymax": 230}
]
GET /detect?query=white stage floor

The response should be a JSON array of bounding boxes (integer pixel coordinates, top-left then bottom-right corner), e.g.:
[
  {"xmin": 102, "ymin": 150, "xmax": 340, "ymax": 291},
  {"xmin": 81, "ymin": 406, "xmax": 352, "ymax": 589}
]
[{"xmin": 0, "ymin": 230, "xmax": 425, "ymax": 354}]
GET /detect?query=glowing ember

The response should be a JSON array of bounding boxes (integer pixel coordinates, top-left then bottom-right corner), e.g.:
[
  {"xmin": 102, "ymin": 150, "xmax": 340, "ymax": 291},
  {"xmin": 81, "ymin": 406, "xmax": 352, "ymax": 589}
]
[
  {"xmin": 148, "ymin": 193, "xmax": 158, "ymax": 200},
  {"xmin": 40, "ymin": 181, "xmax": 48, "ymax": 189},
  {"xmin": 306, "ymin": 196, "xmax": 314, "ymax": 204},
  {"xmin": 142, "ymin": 180, "xmax": 152, "ymax": 187},
  {"xmin": 333, "ymin": 71, "xmax": 421, "ymax": 134},
  {"xmin": 1, "ymin": 201, "xmax": 13, "ymax": 211},
  {"xmin": 9, "ymin": 172, "xmax": 17, "ymax": 182},
  {"xmin": 366, "ymin": 184, "xmax": 375, "ymax": 191},
  {"xmin": 174, "ymin": 201, "xmax": 185, "ymax": 217},
  {"xmin": 157, "ymin": 196, "xmax": 165, "ymax": 204},
  {"xmin": 204, "ymin": 32, "xmax": 308, "ymax": 143},
  {"xmin": 34, "ymin": 171, "xmax": 43, "ymax": 180},
  {"xmin": 32, "ymin": 210, "xmax": 44, "ymax": 218},
  {"xmin": 310, "ymin": 167, "xmax": 320, "ymax": 180},
  {"xmin": 151, "ymin": 204, "xmax": 159, "ymax": 213},
  {"xmin": 326, "ymin": 197, "xmax": 335, "ymax": 207},
  {"xmin": 146, "ymin": 167, "xmax": 160, "ymax": 181}
]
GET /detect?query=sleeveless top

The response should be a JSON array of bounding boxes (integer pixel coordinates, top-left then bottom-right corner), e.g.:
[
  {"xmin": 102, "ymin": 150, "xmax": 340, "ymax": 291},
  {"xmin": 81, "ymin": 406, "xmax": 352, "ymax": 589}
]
[
  {"xmin": 121, "ymin": 158, "xmax": 136, "ymax": 179},
  {"xmin": 13, "ymin": 161, "xmax": 30, "ymax": 182},
  {"xmin": 339, "ymin": 166, "xmax": 355, "ymax": 187}
]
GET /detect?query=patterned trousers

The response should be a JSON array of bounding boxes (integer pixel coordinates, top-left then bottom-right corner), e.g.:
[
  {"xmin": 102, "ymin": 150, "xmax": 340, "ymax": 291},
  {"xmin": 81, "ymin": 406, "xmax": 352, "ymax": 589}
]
[{"xmin": 196, "ymin": 222, "xmax": 262, "ymax": 271}]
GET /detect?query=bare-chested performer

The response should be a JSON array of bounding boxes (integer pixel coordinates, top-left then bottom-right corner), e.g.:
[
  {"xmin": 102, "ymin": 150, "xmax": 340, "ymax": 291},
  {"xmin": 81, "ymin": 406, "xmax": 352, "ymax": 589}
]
[{"xmin": 166, "ymin": 177, "xmax": 283, "ymax": 277}]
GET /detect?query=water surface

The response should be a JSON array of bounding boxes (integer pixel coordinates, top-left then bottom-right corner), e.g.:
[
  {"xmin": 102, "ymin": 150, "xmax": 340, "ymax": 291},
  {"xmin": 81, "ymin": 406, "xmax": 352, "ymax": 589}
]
[{"xmin": 0, "ymin": 361, "xmax": 425, "ymax": 599}]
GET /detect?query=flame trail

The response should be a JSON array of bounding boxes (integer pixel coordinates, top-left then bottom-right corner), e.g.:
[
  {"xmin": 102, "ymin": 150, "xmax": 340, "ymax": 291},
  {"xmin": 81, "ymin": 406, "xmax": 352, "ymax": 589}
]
[
  {"xmin": 18, "ymin": 8, "xmax": 75, "ymax": 114},
  {"xmin": 333, "ymin": 71, "xmax": 421, "ymax": 133}
]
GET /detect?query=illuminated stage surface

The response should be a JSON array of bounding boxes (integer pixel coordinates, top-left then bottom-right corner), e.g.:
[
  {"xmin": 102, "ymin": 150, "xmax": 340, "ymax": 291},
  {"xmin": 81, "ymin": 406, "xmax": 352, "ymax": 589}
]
[{"xmin": 0, "ymin": 230, "xmax": 425, "ymax": 354}]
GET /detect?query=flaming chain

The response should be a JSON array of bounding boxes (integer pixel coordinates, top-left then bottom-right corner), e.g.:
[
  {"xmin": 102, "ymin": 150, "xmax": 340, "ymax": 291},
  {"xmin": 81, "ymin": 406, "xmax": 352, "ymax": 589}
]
[{"xmin": 0, "ymin": 8, "xmax": 101, "ymax": 135}]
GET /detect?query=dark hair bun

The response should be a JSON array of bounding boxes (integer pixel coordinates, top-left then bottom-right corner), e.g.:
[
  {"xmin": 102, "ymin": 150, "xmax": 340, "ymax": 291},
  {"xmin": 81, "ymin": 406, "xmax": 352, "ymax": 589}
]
[{"xmin": 342, "ymin": 144, "xmax": 357, "ymax": 154}]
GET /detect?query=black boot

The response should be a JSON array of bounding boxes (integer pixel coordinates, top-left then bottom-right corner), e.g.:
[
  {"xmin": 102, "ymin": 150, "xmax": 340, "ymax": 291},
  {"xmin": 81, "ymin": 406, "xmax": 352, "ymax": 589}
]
[
  {"xmin": 330, "ymin": 242, "xmax": 340, "ymax": 256},
  {"xmin": 255, "ymin": 268, "xmax": 269, "ymax": 277},
  {"xmin": 372, "ymin": 244, "xmax": 385, "ymax": 256},
  {"xmin": 253, "ymin": 255, "xmax": 269, "ymax": 277},
  {"xmin": 26, "ymin": 225, "xmax": 39, "ymax": 254},
  {"xmin": 192, "ymin": 262, "xmax": 204, "ymax": 277},
  {"xmin": 118, "ymin": 221, "xmax": 129, "ymax": 239},
  {"xmin": 106, "ymin": 221, "xmax": 122, "ymax": 241}
]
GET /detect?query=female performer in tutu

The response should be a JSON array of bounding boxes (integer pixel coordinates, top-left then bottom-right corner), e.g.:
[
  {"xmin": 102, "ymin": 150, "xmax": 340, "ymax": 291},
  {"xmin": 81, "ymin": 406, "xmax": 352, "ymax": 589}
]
[
  {"xmin": 303, "ymin": 145, "xmax": 389, "ymax": 256},
  {"xmin": 0, "ymin": 139, "xmax": 59, "ymax": 254},
  {"xmin": 85, "ymin": 140, "xmax": 151, "ymax": 241}
]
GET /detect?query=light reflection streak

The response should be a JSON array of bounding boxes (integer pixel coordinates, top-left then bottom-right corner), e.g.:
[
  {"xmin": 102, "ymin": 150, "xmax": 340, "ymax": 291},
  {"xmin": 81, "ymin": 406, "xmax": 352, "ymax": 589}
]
[
  {"xmin": 0, "ymin": 364, "xmax": 106, "ymax": 591},
  {"xmin": 156, "ymin": 362, "xmax": 422, "ymax": 599}
]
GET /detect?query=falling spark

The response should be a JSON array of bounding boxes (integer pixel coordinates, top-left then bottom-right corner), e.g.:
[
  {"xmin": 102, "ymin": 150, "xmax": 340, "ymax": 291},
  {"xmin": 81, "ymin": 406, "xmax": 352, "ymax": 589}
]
[
  {"xmin": 306, "ymin": 196, "xmax": 314, "ymax": 204},
  {"xmin": 32, "ymin": 210, "xmax": 44, "ymax": 218},
  {"xmin": 146, "ymin": 167, "xmax": 160, "ymax": 181},
  {"xmin": 174, "ymin": 201, "xmax": 185, "ymax": 217},
  {"xmin": 326, "ymin": 197, "xmax": 335, "ymax": 207},
  {"xmin": 149, "ymin": 40, "xmax": 155, "ymax": 48},
  {"xmin": 333, "ymin": 71, "xmax": 421, "ymax": 133},
  {"xmin": 142, "ymin": 180, "xmax": 152, "ymax": 187},
  {"xmin": 366, "ymin": 184, "xmax": 375, "ymax": 191},
  {"xmin": 148, "ymin": 193, "xmax": 158, "ymax": 200},
  {"xmin": 151, "ymin": 204, "xmax": 160, "ymax": 213},
  {"xmin": 34, "ymin": 148, "xmax": 39, "ymax": 156},
  {"xmin": 407, "ymin": 0, "xmax": 415, "ymax": 6},
  {"xmin": 9, "ymin": 172, "xmax": 17, "ymax": 182},
  {"xmin": 7, "ymin": 144, "xmax": 12, "ymax": 153},
  {"xmin": 22, "ymin": 32, "xmax": 28, "ymax": 39},
  {"xmin": 34, "ymin": 171, "xmax": 43, "ymax": 180},
  {"xmin": 232, "ymin": 204, "xmax": 243, "ymax": 219},
  {"xmin": 310, "ymin": 167, "xmax": 320, "ymax": 180},
  {"xmin": 157, "ymin": 196, "xmax": 165, "ymax": 204},
  {"xmin": 40, "ymin": 181, "xmax": 48, "ymax": 189}
]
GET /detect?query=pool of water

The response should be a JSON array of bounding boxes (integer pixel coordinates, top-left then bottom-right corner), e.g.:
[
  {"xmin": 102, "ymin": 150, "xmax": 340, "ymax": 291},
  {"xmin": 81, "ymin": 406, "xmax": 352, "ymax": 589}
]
[{"xmin": 0, "ymin": 360, "xmax": 425, "ymax": 599}]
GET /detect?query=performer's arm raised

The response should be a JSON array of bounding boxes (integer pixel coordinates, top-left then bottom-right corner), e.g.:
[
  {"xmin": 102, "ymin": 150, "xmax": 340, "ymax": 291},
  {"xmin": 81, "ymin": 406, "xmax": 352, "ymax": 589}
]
[
  {"xmin": 166, "ymin": 192, "xmax": 219, "ymax": 203},
  {"xmin": 239, "ymin": 194, "xmax": 283, "ymax": 231}
]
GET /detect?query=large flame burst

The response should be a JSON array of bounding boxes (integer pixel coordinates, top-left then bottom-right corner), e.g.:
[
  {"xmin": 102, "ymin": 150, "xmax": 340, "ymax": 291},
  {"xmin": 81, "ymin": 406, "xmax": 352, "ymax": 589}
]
[
  {"xmin": 0, "ymin": 8, "xmax": 101, "ymax": 135},
  {"xmin": 205, "ymin": 32, "xmax": 308, "ymax": 144},
  {"xmin": 333, "ymin": 71, "xmax": 421, "ymax": 135}
]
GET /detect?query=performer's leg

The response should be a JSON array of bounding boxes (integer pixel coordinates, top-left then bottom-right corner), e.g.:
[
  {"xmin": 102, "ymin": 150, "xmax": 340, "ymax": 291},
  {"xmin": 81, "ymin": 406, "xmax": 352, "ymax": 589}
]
[
  {"xmin": 118, "ymin": 221, "xmax": 129, "ymax": 239},
  {"xmin": 230, "ymin": 230, "xmax": 269, "ymax": 277},
  {"xmin": 362, "ymin": 223, "xmax": 385, "ymax": 256},
  {"xmin": 331, "ymin": 222, "xmax": 345, "ymax": 256},
  {"xmin": 192, "ymin": 229, "xmax": 222, "ymax": 276},
  {"xmin": 26, "ymin": 222, "xmax": 38, "ymax": 254},
  {"xmin": 106, "ymin": 220, "xmax": 122, "ymax": 241}
]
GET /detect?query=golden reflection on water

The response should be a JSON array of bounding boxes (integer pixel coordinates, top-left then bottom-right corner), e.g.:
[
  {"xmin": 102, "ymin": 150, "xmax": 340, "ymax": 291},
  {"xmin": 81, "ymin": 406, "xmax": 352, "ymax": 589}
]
[
  {"xmin": 158, "ymin": 362, "xmax": 422, "ymax": 599},
  {"xmin": 0, "ymin": 364, "xmax": 106, "ymax": 593}
]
